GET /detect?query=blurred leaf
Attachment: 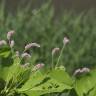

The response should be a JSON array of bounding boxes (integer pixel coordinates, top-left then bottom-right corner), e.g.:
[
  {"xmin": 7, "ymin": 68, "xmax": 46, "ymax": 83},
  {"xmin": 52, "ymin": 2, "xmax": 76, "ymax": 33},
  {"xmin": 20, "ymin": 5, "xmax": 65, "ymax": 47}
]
[
  {"xmin": 74, "ymin": 70, "xmax": 96, "ymax": 96},
  {"xmin": 0, "ymin": 46, "xmax": 11, "ymax": 58},
  {"xmin": 49, "ymin": 69, "xmax": 73, "ymax": 86},
  {"xmin": 88, "ymin": 86, "xmax": 96, "ymax": 96},
  {"xmin": 24, "ymin": 78, "xmax": 71, "ymax": 96},
  {"xmin": 17, "ymin": 71, "xmax": 46, "ymax": 92}
]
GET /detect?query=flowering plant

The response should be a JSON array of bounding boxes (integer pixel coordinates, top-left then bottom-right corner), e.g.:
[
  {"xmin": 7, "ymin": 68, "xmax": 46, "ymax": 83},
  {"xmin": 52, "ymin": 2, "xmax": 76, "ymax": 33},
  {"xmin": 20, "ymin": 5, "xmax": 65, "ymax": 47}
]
[{"xmin": 0, "ymin": 31, "xmax": 96, "ymax": 96}]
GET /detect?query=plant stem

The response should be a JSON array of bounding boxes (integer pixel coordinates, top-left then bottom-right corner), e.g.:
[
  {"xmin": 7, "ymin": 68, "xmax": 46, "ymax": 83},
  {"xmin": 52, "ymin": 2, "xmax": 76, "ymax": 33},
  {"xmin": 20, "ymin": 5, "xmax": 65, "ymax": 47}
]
[
  {"xmin": 55, "ymin": 45, "xmax": 65, "ymax": 68},
  {"xmin": 52, "ymin": 54, "xmax": 54, "ymax": 70}
]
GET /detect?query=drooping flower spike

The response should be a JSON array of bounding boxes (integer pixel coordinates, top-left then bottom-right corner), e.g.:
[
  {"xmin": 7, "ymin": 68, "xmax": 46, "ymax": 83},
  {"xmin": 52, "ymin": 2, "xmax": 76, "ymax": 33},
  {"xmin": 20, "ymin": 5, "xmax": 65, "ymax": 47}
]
[
  {"xmin": 63, "ymin": 37, "xmax": 69, "ymax": 45},
  {"xmin": 10, "ymin": 40, "xmax": 15, "ymax": 48},
  {"xmin": 52, "ymin": 47, "xmax": 60, "ymax": 56},
  {"xmin": 25, "ymin": 43, "xmax": 40, "ymax": 51},
  {"xmin": 81, "ymin": 67, "xmax": 90, "ymax": 73},
  {"xmin": 21, "ymin": 52, "xmax": 31, "ymax": 59},
  {"xmin": 73, "ymin": 69, "xmax": 81, "ymax": 76},
  {"xmin": 7, "ymin": 30, "xmax": 15, "ymax": 40},
  {"xmin": 73, "ymin": 67, "xmax": 90, "ymax": 76},
  {"xmin": 0, "ymin": 40, "xmax": 7, "ymax": 46},
  {"xmin": 32, "ymin": 63, "xmax": 44, "ymax": 71}
]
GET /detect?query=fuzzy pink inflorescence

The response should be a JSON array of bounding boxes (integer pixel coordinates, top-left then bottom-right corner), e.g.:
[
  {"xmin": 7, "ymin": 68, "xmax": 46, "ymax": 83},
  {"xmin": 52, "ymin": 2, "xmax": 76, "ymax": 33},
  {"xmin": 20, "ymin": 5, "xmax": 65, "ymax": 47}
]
[
  {"xmin": 32, "ymin": 63, "xmax": 44, "ymax": 71},
  {"xmin": 10, "ymin": 40, "xmax": 15, "ymax": 48},
  {"xmin": 52, "ymin": 47, "xmax": 60, "ymax": 55},
  {"xmin": 25, "ymin": 43, "xmax": 40, "ymax": 51},
  {"xmin": 21, "ymin": 52, "xmax": 31, "ymax": 58},
  {"xmin": 0, "ymin": 40, "xmax": 7, "ymax": 46},
  {"xmin": 7, "ymin": 30, "xmax": 15, "ymax": 40},
  {"xmin": 63, "ymin": 37, "xmax": 69, "ymax": 45},
  {"xmin": 74, "ymin": 67, "xmax": 90, "ymax": 76}
]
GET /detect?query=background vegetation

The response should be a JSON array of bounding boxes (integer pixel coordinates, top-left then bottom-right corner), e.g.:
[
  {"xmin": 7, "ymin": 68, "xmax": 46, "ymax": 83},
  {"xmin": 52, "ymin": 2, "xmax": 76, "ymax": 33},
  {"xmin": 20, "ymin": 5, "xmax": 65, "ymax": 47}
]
[{"xmin": 0, "ymin": 1, "xmax": 96, "ymax": 73}]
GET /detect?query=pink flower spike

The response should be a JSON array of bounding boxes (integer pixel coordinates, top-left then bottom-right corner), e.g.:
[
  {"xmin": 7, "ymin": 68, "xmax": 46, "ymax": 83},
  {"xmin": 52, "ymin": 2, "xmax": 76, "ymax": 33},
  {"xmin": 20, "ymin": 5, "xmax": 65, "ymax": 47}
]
[
  {"xmin": 25, "ymin": 43, "xmax": 40, "ymax": 51},
  {"xmin": 32, "ymin": 63, "xmax": 44, "ymax": 71},
  {"xmin": 82, "ymin": 67, "xmax": 90, "ymax": 73},
  {"xmin": 63, "ymin": 37, "xmax": 69, "ymax": 45},
  {"xmin": 73, "ymin": 67, "xmax": 90, "ymax": 76},
  {"xmin": 73, "ymin": 69, "xmax": 81, "ymax": 76},
  {"xmin": 7, "ymin": 30, "xmax": 15, "ymax": 40},
  {"xmin": 10, "ymin": 40, "xmax": 15, "ymax": 48},
  {"xmin": 21, "ymin": 53, "xmax": 31, "ymax": 59},
  {"xmin": 0, "ymin": 40, "xmax": 7, "ymax": 46},
  {"xmin": 52, "ymin": 47, "xmax": 60, "ymax": 55}
]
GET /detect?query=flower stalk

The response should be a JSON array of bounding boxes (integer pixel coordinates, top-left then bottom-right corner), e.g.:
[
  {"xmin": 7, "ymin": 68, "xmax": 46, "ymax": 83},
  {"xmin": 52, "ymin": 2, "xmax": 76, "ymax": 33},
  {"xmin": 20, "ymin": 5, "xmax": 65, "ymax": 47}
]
[{"xmin": 55, "ymin": 37, "xmax": 69, "ymax": 68}]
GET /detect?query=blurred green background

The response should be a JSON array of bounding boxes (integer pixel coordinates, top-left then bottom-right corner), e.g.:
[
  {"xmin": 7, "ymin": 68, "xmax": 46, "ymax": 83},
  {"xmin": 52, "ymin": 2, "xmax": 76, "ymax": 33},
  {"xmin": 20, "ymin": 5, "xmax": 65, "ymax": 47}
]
[{"xmin": 0, "ymin": 0, "xmax": 96, "ymax": 73}]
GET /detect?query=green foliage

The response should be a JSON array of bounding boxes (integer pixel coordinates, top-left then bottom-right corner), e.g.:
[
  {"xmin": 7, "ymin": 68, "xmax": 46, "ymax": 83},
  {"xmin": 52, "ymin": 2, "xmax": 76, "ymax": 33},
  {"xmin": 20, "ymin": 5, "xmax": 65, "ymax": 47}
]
[
  {"xmin": 0, "ymin": 36, "xmax": 73, "ymax": 96},
  {"xmin": 74, "ymin": 70, "xmax": 96, "ymax": 96},
  {"xmin": 0, "ymin": 33, "xmax": 96, "ymax": 96},
  {"xmin": 0, "ymin": 1, "xmax": 96, "ymax": 73},
  {"xmin": 0, "ymin": 1, "xmax": 96, "ymax": 96}
]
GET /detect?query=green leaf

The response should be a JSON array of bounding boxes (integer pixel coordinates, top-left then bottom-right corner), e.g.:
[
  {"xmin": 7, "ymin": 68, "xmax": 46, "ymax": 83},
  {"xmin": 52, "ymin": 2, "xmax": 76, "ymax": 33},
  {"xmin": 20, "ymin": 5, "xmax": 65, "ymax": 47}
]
[
  {"xmin": 22, "ymin": 78, "xmax": 71, "ymax": 96},
  {"xmin": 0, "ymin": 46, "xmax": 11, "ymax": 58},
  {"xmin": 0, "ymin": 67, "xmax": 10, "ymax": 81},
  {"xmin": 0, "ymin": 46, "xmax": 12, "ymax": 75},
  {"xmin": 0, "ymin": 56, "xmax": 21, "ymax": 82},
  {"xmin": 74, "ymin": 70, "xmax": 96, "ymax": 96},
  {"xmin": 18, "ymin": 68, "xmax": 73, "ymax": 96},
  {"xmin": 88, "ymin": 86, "xmax": 96, "ymax": 96},
  {"xmin": 6, "ymin": 57, "xmax": 21, "ymax": 82},
  {"xmin": 49, "ymin": 69, "xmax": 73, "ymax": 86},
  {"xmin": 17, "ymin": 71, "xmax": 46, "ymax": 92}
]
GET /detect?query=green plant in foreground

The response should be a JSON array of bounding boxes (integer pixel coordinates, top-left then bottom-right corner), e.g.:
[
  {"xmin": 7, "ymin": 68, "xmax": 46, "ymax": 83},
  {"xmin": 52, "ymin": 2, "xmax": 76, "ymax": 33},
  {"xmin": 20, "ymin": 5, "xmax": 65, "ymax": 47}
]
[
  {"xmin": 0, "ymin": 1, "xmax": 96, "ymax": 73},
  {"xmin": 0, "ymin": 31, "xmax": 96, "ymax": 96}
]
